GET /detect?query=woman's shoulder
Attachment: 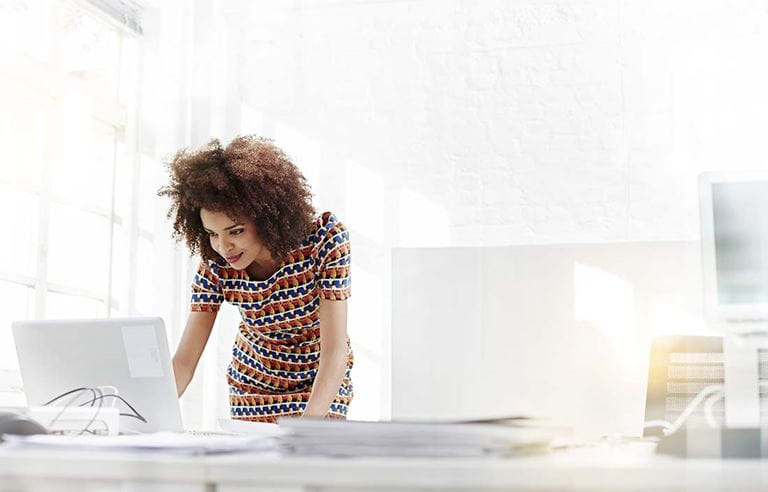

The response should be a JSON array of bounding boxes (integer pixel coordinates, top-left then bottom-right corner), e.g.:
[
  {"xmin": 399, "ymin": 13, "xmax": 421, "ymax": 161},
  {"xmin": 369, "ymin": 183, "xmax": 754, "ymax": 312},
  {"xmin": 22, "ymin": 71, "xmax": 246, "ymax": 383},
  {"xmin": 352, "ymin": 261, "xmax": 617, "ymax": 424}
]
[
  {"xmin": 315, "ymin": 211, "xmax": 345, "ymax": 231},
  {"xmin": 307, "ymin": 211, "xmax": 347, "ymax": 245}
]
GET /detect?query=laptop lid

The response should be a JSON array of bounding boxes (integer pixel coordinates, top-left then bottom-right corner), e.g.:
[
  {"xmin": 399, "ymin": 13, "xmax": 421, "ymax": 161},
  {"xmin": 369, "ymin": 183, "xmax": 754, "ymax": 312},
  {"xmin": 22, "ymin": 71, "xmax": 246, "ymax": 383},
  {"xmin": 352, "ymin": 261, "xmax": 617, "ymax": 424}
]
[{"xmin": 12, "ymin": 316, "xmax": 183, "ymax": 433}]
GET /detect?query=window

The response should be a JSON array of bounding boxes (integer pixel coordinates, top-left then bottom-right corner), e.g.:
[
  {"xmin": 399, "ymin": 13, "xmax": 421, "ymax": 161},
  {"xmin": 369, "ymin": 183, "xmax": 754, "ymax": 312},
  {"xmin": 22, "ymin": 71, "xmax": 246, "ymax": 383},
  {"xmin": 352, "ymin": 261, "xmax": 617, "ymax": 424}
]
[{"xmin": 0, "ymin": 1, "xmax": 157, "ymax": 386}]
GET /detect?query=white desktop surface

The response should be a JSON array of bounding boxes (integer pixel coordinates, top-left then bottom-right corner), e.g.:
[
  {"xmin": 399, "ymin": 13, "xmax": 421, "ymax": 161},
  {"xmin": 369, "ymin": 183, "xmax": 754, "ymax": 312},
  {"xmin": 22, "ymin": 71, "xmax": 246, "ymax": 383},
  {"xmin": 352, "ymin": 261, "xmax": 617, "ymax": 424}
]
[
  {"xmin": 3, "ymin": 441, "xmax": 768, "ymax": 491},
  {"xmin": 0, "ymin": 447, "xmax": 209, "ymax": 492}
]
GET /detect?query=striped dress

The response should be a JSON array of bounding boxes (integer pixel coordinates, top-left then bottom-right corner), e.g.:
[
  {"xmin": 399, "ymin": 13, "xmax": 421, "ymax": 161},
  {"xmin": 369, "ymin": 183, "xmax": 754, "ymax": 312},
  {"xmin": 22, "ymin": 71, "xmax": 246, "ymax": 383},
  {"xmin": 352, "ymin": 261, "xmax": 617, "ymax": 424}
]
[{"xmin": 190, "ymin": 212, "xmax": 353, "ymax": 422}]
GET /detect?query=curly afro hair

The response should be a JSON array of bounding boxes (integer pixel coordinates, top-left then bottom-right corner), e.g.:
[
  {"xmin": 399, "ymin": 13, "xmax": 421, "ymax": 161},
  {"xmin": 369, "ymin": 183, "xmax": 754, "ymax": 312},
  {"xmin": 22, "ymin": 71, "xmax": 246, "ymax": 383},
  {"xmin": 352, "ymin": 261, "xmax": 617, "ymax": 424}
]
[{"xmin": 159, "ymin": 135, "xmax": 316, "ymax": 263}]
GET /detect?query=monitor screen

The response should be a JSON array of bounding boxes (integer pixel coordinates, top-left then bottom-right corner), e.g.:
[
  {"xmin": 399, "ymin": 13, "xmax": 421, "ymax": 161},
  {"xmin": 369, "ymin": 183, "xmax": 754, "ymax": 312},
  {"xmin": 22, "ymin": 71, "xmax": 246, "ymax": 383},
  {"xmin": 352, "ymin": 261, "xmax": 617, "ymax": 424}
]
[{"xmin": 712, "ymin": 181, "xmax": 768, "ymax": 305}]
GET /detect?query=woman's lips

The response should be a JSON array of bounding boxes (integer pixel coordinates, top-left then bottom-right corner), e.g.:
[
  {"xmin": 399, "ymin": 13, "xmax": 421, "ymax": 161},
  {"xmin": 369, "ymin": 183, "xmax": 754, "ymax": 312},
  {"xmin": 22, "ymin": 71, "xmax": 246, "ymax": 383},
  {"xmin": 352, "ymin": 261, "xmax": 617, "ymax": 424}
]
[{"xmin": 226, "ymin": 253, "xmax": 243, "ymax": 263}]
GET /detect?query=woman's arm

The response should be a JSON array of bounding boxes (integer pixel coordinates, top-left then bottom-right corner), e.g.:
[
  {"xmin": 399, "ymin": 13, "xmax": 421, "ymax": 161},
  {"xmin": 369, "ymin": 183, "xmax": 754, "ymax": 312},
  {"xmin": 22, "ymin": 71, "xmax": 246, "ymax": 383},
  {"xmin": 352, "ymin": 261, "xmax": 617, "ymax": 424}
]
[
  {"xmin": 172, "ymin": 310, "xmax": 217, "ymax": 397},
  {"xmin": 304, "ymin": 298, "xmax": 349, "ymax": 417}
]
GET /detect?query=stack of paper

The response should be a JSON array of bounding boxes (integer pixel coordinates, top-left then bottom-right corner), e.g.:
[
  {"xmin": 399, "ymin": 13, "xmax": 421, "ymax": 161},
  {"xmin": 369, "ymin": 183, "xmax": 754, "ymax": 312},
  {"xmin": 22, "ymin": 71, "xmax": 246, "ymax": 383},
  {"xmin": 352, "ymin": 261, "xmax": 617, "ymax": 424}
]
[
  {"xmin": 277, "ymin": 419, "xmax": 553, "ymax": 458},
  {"xmin": 2, "ymin": 431, "xmax": 277, "ymax": 455}
]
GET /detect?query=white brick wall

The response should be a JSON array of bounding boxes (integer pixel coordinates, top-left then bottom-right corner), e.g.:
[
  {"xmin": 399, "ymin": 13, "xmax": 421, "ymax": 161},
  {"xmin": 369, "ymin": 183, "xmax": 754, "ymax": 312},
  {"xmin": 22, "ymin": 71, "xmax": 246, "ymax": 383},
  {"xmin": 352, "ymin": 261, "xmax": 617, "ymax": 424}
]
[{"xmin": 201, "ymin": 0, "xmax": 768, "ymax": 421}]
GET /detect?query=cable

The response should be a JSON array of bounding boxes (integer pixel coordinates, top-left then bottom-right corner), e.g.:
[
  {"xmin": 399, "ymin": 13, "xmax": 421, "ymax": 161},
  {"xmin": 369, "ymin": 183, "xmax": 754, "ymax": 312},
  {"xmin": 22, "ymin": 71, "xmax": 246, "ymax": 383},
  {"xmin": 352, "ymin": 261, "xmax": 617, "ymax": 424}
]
[
  {"xmin": 46, "ymin": 387, "xmax": 102, "ymax": 432},
  {"xmin": 643, "ymin": 383, "xmax": 724, "ymax": 436},
  {"xmin": 43, "ymin": 386, "xmax": 149, "ymax": 434},
  {"xmin": 77, "ymin": 388, "xmax": 105, "ymax": 436},
  {"xmin": 704, "ymin": 391, "xmax": 724, "ymax": 429},
  {"xmin": 645, "ymin": 379, "xmax": 768, "ymax": 437},
  {"xmin": 43, "ymin": 387, "xmax": 98, "ymax": 407},
  {"xmin": 77, "ymin": 394, "xmax": 147, "ymax": 423}
]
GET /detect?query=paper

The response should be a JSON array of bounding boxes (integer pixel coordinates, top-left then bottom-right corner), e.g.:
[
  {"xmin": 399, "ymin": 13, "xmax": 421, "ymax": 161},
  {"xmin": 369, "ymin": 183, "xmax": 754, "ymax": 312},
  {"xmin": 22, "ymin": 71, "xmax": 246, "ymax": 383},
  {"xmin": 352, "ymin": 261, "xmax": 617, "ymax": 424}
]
[
  {"xmin": 277, "ymin": 419, "xmax": 553, "ymax": 458},
  {"xmin": 217, "ymin": 418, "xmax": 285, "ymax": 437},
  {"xmin": 2, "ymin": 432, "xmax": 276, "ymax": 455}
]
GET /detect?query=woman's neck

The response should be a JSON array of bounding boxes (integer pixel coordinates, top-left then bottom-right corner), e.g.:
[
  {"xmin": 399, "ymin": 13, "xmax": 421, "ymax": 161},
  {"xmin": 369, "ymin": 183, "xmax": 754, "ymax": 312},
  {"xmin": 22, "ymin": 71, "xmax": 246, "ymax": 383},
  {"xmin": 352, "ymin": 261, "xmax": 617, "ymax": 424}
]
[{"xmin": 245, "ymin": 256, "xmax": 281, "ymax": 281}]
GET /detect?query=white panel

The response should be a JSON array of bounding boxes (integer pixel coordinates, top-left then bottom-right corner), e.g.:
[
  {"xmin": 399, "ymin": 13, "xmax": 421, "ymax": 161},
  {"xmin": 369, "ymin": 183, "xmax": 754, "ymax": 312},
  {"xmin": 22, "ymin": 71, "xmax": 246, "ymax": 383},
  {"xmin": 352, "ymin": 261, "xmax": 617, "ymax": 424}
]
[{"xmin": 392, "ymin": 241, "xmax": 706, "ymax": 438}]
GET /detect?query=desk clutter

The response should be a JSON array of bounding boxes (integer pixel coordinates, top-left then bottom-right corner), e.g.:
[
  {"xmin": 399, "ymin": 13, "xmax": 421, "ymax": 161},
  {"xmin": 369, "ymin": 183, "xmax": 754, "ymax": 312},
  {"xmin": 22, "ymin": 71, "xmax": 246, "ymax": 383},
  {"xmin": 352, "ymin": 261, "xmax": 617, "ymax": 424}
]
[
  {"xmin": 0, "ymin": 415, "xmax": 556, "ymax": 458},
  {"xmin": 278, "ymin": 418, "xmax": 554, "ymax": 458}
]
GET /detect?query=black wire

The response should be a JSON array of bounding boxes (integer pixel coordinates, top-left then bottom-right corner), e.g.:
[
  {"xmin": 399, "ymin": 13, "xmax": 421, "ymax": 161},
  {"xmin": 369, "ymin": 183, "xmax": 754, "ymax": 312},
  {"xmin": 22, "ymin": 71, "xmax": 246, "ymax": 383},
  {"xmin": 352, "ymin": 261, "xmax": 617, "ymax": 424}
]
[
  {"xmin": 119, "ymin": 413, "xmax": 147, "ymax": 422},
  {"xmin": 46, "ymin": 387, "xmax": 101, "ymax": 432},
  {"xmin": 77, "ymin": 394, "xmax": 148, "ymax": 423},
  {"xmin": 43, "ymin": 387, "xmax": 149, "ymax": 427},
  {"xmin": 43, "ymin": 387, "xmax": 98, "ymax": 407}
]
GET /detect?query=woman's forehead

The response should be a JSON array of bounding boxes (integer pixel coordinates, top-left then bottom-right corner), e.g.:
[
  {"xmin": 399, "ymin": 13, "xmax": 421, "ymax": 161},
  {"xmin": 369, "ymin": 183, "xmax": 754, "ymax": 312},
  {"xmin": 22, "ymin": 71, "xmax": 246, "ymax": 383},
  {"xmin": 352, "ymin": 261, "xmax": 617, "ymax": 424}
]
[{"xmin": 200, "ymin": 208, "xmax": 246, "ymax": 227}]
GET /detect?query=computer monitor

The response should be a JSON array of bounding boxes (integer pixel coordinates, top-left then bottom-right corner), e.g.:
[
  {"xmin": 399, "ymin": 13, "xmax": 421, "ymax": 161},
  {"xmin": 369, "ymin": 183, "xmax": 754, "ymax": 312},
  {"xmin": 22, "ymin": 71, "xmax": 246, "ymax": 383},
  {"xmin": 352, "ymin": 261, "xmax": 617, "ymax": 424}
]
[
  {"xmin": 12, "ymin": 317, "xmax": 183, "ymax": 433},
  {"xmin": 698, "ymin": 171, "xmax": 768, "ymax": 332}
]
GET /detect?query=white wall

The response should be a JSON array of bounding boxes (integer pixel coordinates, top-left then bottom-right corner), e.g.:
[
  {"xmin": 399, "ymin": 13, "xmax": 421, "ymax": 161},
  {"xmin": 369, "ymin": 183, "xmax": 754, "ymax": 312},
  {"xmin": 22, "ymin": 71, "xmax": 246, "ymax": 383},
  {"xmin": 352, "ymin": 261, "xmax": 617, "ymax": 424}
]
[{"xmin": 177, "ymin": 0, "xmax": 768, "ymax": 422}]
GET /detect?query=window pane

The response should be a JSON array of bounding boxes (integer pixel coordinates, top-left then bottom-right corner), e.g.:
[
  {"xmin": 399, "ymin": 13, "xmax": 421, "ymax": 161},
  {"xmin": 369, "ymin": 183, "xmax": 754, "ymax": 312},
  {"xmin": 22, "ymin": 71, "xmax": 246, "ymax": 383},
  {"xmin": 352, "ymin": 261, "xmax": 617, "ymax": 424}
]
[
  {"xmin": 46, "ymin": 291, "xmax": 106, "ymax": 319},
  {"xmin": 0, "ymin": 186, "xmax": 39, "ymax": 276},
  {"xmin": 135, "ymin": 236, "xmax": 154, "ymax": 314},
  {"xmin": 0, "ymin": 84, "xmax": 47, "ymax": 189},
  {"xmin": 138, "ymin": 154, "xmax": 161, "ymax": 232},
  {"xmin": 118, "ymin": 35, "xmax": 139, "ymax": 108},
  {"xmin": 0, "ymin": 281, "xmax": 34, "ymax": 371},
  {"xmin": 47, "ymin": 203, "xmax": 110, "ymax": 294},
  {"xmin": 0, "ymin": 0, "xmax": 53, "ymax": 63},
  {"xmin": 56, "ymin": 4, "xmax": 121, "ymax": 94},
  {"xmin": 50, "ymin": 97, "xmax": 115, "ymax": 211},
  {"xmin": 113, "ymin": 138, "xmax": 133, "ymax": 221},
  {"xmin": 110, "ymin": 223, "xmax": 129, "ymax": 314}
]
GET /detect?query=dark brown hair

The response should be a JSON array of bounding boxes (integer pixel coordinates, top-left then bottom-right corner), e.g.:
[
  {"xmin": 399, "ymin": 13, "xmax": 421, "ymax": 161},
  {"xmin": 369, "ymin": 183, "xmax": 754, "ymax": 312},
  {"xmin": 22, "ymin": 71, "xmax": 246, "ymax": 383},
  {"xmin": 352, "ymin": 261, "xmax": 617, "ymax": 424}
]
[{"xmin": 159, "ymin": 135, "xmax": 315, "ymax": 263}]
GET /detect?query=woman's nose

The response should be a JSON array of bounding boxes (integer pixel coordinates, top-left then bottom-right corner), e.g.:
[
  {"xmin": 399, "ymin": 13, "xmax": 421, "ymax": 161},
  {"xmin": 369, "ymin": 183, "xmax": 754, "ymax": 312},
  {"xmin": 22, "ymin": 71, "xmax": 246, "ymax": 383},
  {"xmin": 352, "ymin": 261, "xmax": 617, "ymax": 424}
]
[{"xmin": 217, "ymin": 237, "xmax": 233, "ymax": 253}]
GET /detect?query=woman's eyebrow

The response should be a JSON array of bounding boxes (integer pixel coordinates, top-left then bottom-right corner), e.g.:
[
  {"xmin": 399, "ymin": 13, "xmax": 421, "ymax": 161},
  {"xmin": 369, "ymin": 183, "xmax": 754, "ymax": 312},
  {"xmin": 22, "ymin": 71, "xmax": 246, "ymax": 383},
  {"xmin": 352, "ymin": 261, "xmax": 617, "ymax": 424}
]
[{"xmin": 203, "ymin": 223, "xmax": 243, "ymax": 233}]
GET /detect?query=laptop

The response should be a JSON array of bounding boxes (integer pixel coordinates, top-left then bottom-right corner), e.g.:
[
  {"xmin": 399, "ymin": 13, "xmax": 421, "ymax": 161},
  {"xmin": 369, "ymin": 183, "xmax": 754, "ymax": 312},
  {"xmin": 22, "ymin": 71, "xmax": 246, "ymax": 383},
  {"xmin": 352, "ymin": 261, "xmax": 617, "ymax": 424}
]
[{"xmin": 12, "ymin": 317, "xmax": 184, "ymax": 434}]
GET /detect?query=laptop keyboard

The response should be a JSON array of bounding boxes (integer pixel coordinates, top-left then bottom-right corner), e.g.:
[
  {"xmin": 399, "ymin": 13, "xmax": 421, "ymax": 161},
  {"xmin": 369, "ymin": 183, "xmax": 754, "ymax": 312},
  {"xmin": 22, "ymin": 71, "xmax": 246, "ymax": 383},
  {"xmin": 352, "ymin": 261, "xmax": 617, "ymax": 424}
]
[{"xmin": 183, "ymin": 429, "xmax": 238, "ymax": 437}]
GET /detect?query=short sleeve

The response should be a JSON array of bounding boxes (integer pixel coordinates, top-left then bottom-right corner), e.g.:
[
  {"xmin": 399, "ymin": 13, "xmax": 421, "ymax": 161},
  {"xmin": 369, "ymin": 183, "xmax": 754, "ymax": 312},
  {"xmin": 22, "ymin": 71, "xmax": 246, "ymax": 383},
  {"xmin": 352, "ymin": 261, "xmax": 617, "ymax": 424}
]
[
  {"xmin": 316, "ymin": 213, "xmax": 351, "ymax": 300},
  {"xmin": 190, "ymin": 260, "xmax": 224, "ymax": 312}
]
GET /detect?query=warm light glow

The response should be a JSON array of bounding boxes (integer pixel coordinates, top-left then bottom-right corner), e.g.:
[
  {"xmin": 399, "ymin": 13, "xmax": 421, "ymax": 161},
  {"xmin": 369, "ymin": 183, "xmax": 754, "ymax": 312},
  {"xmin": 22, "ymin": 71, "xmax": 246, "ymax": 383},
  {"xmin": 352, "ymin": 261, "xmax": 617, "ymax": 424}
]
[
  {"xmin": 573, "ymin": 262, "xmax": 635, "ymax": 371},
  {"xmin": 648, "ymin": 301, "xmax": 710, "ymax": 337}
]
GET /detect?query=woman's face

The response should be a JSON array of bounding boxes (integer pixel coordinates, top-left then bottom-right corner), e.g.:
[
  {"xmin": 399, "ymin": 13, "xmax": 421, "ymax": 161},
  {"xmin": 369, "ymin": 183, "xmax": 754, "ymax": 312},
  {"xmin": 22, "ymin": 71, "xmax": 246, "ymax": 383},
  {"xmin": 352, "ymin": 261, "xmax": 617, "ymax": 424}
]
[{"xmin": 200, "ymin": 208, "xmax": 273, "ymax": 270}]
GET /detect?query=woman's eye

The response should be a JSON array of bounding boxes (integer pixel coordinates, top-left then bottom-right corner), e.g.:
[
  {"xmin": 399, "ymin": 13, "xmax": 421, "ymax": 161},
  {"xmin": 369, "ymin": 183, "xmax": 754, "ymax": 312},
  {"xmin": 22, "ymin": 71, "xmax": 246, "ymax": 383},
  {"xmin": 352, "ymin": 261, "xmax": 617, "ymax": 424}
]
[
  {"xmin": 208, "ymin": 232, "xmax": 217, "ymax": 237},
  {"xmin": 231, "ymin": 229, "xmax": 243, "ymax": 235}
]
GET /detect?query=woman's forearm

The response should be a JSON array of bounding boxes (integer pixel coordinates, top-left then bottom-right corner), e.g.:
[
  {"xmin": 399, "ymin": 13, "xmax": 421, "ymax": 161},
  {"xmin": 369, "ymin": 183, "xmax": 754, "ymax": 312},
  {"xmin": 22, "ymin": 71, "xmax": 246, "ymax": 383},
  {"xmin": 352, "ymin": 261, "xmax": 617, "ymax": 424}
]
[
  {"xmin": 304, "ymin": 348, "xmax": 347, "ymax": 417},
  {"xmin": 172, "ymin": 311, "xmax": 217, "ymax": 397},
  {"xmin": 172, "ymin": 357, "xmax": 195, "ymax": 397}
]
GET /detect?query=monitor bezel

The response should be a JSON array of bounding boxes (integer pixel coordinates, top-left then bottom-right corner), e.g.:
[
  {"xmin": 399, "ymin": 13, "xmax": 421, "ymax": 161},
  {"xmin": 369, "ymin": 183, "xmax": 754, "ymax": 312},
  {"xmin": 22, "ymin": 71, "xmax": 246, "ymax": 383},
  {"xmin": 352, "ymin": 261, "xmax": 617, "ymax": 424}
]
[{"xmin": 699, "ymin": 171, "xmax": 768, "ymax": 330}]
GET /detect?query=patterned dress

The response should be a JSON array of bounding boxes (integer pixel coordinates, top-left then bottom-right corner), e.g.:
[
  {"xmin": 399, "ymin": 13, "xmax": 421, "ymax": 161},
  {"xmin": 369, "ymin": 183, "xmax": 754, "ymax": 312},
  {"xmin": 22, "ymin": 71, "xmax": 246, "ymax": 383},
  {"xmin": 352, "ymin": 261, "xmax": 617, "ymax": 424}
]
[{"xmin": 190, "ymin": 212, "xmax": 353, "ymax": 422}]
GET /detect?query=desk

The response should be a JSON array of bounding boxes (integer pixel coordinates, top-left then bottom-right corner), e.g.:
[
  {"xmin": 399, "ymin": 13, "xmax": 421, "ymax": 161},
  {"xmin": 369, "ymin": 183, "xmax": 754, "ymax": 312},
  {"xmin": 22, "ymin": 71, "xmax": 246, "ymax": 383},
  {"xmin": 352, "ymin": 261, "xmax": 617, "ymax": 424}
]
[
  {"xmin": 0, "ymin": 448, "xmax": 209, "ymax": 492},
  {"xmin": 3, "ymin": 442, "xmax": 768, "ymax": 492}
]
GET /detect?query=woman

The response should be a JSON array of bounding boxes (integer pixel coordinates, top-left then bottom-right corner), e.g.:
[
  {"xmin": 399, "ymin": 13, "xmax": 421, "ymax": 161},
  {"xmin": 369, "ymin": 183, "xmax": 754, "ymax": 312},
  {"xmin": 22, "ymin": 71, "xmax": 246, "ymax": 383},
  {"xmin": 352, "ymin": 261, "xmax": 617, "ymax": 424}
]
[{"xmin": 159, "ymin": 135, "xmax": 353, "ymax": 422}]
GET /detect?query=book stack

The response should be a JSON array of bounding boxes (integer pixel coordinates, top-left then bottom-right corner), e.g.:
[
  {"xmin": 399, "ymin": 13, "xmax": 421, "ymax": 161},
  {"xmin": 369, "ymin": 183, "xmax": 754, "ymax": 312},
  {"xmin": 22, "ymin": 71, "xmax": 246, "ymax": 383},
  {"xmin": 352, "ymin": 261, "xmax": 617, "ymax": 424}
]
[{"xmin": 277, "ymin": 418, "xmax": 553, "ymax": 458}]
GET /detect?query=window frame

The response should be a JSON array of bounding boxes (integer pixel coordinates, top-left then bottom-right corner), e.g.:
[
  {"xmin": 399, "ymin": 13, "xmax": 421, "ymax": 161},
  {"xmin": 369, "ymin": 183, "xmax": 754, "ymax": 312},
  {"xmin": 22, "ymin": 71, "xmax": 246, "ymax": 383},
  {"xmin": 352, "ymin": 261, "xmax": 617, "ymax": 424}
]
[{"xmin": 0, "ymin": 0, "xmax": 148, "ymax": 321}]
